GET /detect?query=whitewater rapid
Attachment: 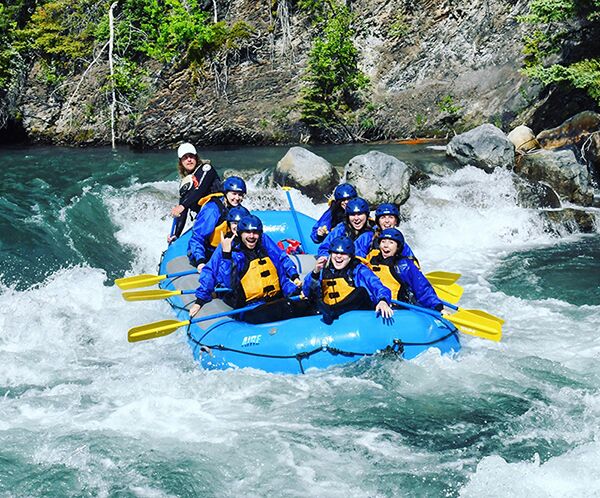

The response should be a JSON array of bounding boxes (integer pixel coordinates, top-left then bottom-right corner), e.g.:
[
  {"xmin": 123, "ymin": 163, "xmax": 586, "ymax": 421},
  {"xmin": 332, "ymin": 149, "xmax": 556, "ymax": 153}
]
[{"xmin": 1, "ymin": 163, "xmax": 600, "ymax": 496}]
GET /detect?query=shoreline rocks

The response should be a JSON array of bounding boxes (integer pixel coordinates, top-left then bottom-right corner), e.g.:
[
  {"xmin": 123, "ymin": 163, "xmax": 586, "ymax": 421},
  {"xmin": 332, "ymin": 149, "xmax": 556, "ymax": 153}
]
[{"xmin": 446, "ymin": 124, "xmax": 515, "ymax": 172}]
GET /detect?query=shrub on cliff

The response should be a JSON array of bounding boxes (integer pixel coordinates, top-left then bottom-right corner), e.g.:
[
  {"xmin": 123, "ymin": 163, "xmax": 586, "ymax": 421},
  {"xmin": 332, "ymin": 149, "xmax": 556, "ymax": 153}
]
[
  {"xmin": 298, "ymin": 3, "xmax": 370, "ymax": 142},
  {"xmin": 520, "ymin": 0, "xmax": 600, "ymax": 104}
]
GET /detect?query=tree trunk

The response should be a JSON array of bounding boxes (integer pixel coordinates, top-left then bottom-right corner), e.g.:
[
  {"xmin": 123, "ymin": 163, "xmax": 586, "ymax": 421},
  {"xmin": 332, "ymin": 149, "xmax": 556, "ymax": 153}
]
[{"xmin": 109, "ymin": 2, "xmax": 118, "ymax": 149}]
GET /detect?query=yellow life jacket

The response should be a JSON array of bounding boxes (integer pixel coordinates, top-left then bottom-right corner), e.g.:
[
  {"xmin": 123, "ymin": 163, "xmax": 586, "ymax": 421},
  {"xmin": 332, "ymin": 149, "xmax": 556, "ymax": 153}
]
[
  {"xmin": 320, "ymin": 263, "xmax": 359, "ymax": 306},
  {"xmin": 197, "ymin": 192, "xmax": 223, "ymax": 209},
  {"xmin": 369, "ymin": 263, "xmax": 401, "ymax": 299},
  {"xmin": 208, "ymin": 219, "xmax": 228, "ymax": 248},
  {"xmin": 240, "ymin": 256, "xmax": 281, "ymax": 302}
]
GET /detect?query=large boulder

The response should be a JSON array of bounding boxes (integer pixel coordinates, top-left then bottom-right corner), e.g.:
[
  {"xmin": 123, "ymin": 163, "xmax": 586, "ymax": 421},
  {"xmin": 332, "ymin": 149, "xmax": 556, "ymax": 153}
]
[
  {"xmin": 540, "ymin": 208, "xmax": 597, "ymax": 234},
  {"xmin": 536, "ymin": 111, "xmax": 600, "ymax": 149},
  {"xmin": 273, "ymin": 147, "xmax": 339, "ymax": 200},
  {"xmin": 585, "ymin": 132, "xmax": 600, "ymax": 186},
  {"xmin": 508, "ymin": 125, "xmax": 540, "ymax": 152},
  {"xmin": 446, "ymin": 124, "xmax": 515, "ymax": 172},
  {"xmin": 513, "ymin": 176, "xmax": 561, "ymax": 209},
  {"xmin": 343, "ymin": 151, "xmax": 411, "ymax": 206},
  {"xmin": 514, "ymin": 149, "xmax": 594, "ymax": 206}
]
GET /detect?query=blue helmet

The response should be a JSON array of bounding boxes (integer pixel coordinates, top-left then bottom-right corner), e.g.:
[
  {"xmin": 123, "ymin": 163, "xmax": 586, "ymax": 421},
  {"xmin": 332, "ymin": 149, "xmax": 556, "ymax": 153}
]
[
  {"xmin": 375, "ymin": 203, "xmax": 399, "ymax": 220},
  {"xmin": 377, "ymin": 228, "xmax": 405, "ymax": 247},
  {"xmin": 237, "ymin": 214, "xmax": 263, "ymax": 233},
  {"xmin": 328, "ymin": 235, "xmax": 355, "ymax": 256},
  {"xmin": 345, "ymin": 197, "xmax": 370, "ymax": 215},
  {"xmin": 227, "ymin": 206, "xmax": 250, "ymax": 223},
  {"xmin": 223, "ymin": 176, "xmax": 247, "ymax": 194},
  {"xmin": 333, "ymin": 183, "xmax": 358, "ymax": 201}
]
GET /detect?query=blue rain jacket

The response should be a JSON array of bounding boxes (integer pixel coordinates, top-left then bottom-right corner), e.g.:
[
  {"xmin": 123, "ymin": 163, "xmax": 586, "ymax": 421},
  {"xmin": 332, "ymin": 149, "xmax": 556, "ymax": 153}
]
[
  {"xmin": 317, "ymin": 222, "xmax": 373, "ymax": 258},
  {"xmin": 187, "ymin": 197, "xmax": 227, "ymax": 265}
]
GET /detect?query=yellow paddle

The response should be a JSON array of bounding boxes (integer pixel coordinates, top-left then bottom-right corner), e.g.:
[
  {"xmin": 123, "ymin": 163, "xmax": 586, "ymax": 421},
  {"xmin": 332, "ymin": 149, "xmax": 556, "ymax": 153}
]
[
  {"xmin": 423, "ymin": 271, "xmax": 463, "ymax": 304},
  {"xmin": 425, "ymin": 271, "xmax": 461, "ymax": 286},
  {"xmin": 114, "ymin": 269, "xmax": 197, "ymax": 290},
  {"xmin": 391, "ymin": 299, "xmax": 503, "ymax": 341},
  {"xmin": 431, "ymin": 282, "xmax": 464, "ymax": 305},
  {"xmin": 128, "ymin": 299, "xmax": 298, "ymax": 342}
]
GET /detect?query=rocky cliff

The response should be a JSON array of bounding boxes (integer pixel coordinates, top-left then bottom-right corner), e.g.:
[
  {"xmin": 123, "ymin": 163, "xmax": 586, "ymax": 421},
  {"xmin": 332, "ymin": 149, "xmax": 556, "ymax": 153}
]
[{"xmin": 8, "ymin": 0, "xmax": 599, "ymax": 147}]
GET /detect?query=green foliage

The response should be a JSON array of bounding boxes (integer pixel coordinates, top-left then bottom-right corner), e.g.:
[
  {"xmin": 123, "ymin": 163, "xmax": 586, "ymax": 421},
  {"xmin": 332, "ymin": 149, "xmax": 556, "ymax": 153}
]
[
  {"xmin": 518, "ymin": 0, "xmax": 575, "ymax": 23},
  {"xmin": 37, "ymin": 59, "xmax": 64, "ymax": 86},
  {"xmin": 0, "ymin": 0, "xmax": 38, "ymax": 90},
  {"xmin": 415, "ymin": 113, "xmax": 427, "ymax": 129},
  {"xmin": 299, "ymin": 4, "xmax": 370, "ymax": 136},
  {"xmin": 519, "ymin": 0, "xmax": 600, "ymax": 104},
  {"xmin": 16, "ymin": 0, "xmax": 100, "ymax": 65},
  {"xmin": 110, "ymin": 58, "xmax": 148, "ymax": 99},
  {"xmin": 296, "ymin": 0, "xmax": 329, "ymax": 21},
  {"xmin": 524, "ymin": 58, "xmax": 600, "ymax": 101},
  {"xmin": 437, "ymin": 95, "xmax": 461, "ymax": 114},
  {"xmin": 0, "ymin": 4, "xmax": 16, "ymax": 88},
  {"xmin": 388, "ymin": 13, "xmax": 411, "ymax": 39}
]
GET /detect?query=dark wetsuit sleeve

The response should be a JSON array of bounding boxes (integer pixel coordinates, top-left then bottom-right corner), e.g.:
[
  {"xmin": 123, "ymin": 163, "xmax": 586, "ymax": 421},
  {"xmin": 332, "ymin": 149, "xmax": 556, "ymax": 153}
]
[
  {"xmin": 180, "ymin": 165, "xmax": 220, "ymax": 210},
  {"xmin": 173, "ymin": 210, "xmax": 189, "ymax": 238}
]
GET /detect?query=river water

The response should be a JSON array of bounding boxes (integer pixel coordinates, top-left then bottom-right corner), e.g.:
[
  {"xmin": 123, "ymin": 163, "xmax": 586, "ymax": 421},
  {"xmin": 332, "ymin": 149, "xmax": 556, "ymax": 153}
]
[{"xmin": 1, "ymin": 144, "xmax": 599, "ymax": 497}]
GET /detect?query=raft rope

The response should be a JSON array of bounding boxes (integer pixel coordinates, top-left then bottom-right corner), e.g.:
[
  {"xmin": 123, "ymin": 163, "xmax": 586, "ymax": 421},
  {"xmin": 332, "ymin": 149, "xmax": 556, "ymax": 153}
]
[{"xmin": 185, "ymin": 326, "xmax": 458, "ymax": 374}]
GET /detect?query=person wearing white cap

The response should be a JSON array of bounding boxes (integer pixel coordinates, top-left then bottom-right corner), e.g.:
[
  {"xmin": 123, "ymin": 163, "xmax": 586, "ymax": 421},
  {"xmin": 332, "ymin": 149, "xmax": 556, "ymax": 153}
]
[{"xmin": 169, "ymin": 142, "xmax": 221, "ymax": 242}]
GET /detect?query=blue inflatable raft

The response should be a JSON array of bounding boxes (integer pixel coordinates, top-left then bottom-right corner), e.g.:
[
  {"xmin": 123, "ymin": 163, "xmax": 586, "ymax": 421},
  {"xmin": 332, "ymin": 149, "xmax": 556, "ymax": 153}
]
[{"xmin": 158, "ymin": 210, "xmax": 460, "ymax": 374}]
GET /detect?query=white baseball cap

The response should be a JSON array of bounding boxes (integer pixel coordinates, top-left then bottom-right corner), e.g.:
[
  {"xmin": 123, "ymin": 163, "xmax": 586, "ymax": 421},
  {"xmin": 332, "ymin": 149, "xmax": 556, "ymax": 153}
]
[{"xmin": 177, "ymin": 143, "xmax": 197, "ymax": 158}]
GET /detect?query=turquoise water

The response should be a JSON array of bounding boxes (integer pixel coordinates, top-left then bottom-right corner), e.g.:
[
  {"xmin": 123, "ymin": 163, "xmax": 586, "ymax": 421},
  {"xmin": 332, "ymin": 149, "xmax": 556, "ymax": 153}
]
[
  {"xmin": 491, "ymin": 237, "xmax": 600, "ymax": 306},
  {"xmin": 1, "ymin": 145, "xmax": 599, "ymax": 497}
]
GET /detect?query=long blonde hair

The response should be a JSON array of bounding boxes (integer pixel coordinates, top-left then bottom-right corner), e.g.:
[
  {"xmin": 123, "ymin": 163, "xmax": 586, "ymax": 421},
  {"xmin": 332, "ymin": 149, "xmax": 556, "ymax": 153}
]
[{"xmin": 177, "ymin": 155, "xmax": 199, "ymax": 177}]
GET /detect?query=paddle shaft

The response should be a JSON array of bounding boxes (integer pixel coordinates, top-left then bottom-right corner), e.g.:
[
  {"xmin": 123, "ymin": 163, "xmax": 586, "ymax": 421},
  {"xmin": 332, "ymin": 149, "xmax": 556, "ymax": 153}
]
[
  {"xmin": 391, "ymin": 299, "xmax": 449, "ymax": 323},
  {"xmin": 165, "ymin": 269, "xmax": 198, "ymax": 279},
  {"xmin": 283, "ymin": 188, "xmax": 308, "ymax": 251},
  {"xmin": 441, "ymin": 300, "xmax": 458, "ymax": 311}
]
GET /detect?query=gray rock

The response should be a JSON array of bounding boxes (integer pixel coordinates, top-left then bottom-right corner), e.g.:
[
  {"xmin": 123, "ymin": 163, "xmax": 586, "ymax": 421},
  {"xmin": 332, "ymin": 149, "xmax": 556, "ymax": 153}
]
[
  {"xmin": 343, "ymin": 151, "xmax": 411, "ymax": 205},
  {"xmin": 513, "ymin": 176, "xmax": 561, "ymax": 209},
  {"xmin": 446, "ymin": 124, "xmax": 515, "ymax": 172},
  {"xmin": 584, "ymin": 131, "xmax": 600, "ymax": 186},
  {"xmin": 540, "ymin": 208, "xmax": 597, "ymax": 234},
  {"xmin": 273, "ymin": 147, "xmax": 339, "ymax": 200},
  {"xmin": 514, "ymin": 149, "xmax": 594, "ymax": 206}
]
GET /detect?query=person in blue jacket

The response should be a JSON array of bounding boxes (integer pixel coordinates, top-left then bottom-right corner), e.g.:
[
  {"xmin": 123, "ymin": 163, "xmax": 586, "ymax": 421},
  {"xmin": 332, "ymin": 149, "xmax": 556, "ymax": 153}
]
[
  {"xmin": 311, "ymin": 183, "xmax": 358, "ymax": 243},
  {"xmin": 369, "ymin": 228, "xmax": 443, "ymax": 311},
  {"xmin": 187, "ymin": 176, "xmax": 246, "ymax": 272},
  {"xmin": 189, "ymin": 215, "xmax": 312, "ymax": 324},
  {"xmin": 317, "ymin": 197, "xmax": 373, "ymax": 258},
  {"xmin": 355, "ymin": 203, "xmax": 419, "ymax": 267},
  {"xmin": 225, "ymin": 205, "xmax": 301, "ymax": 285},
  {"xmin": 303, "ymin": 235, "xmax": 394, "ymax": 325},
  {"xmin": 225, "ymin": 205, "xmax": 250, "ymax": 237}
]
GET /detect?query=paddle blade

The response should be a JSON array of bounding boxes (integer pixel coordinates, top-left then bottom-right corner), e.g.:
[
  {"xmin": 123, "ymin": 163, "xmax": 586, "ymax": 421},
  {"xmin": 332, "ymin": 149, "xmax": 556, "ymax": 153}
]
[
  {"xmin": 446, "ymin": 309, "xmax": 503, "ymax": 342},
  {"xmin": 433, "ymin": 283, "xmax": 464, "ymax": 305},
  {"xmin": 115, "ymin": 274, "xmax": 166, "ymax": 290},
  {"xmin": 122, "ymin": 289, "xmax": 182, "ymax": 301},
  {"xmin": 426, "ymin": 271, "xmax": 462, "ymax": 286},
  {"xmin": 466, "ymin": 309, "xmax": 505, "ymax": 325},
  {"xmin": 128, "ymin": 319, "xmax": 190, "ymax": 343}
]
